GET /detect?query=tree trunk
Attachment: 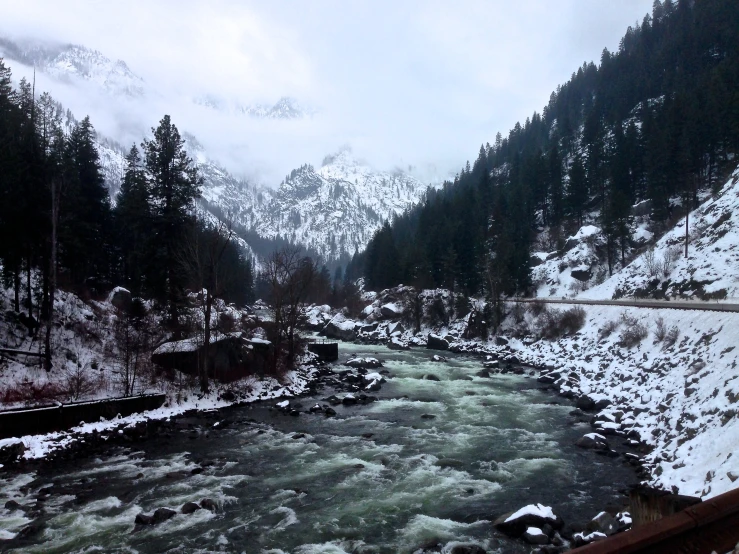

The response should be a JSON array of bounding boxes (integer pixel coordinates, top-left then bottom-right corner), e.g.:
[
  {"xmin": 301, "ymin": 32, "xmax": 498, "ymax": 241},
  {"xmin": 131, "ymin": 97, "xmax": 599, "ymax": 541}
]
[
  {"xmin": 26, "ymin": 254, "xmax": 32, "ymax": 320},
  {"xmin": 13, "ymin": 265, "xmax": 20, "ymax": 312},
  {"xmin": 45, "ymin": 178, "xmax": 59, "ymax": 371},
  {"xmin": 200, "ymin": 292, "xmax": 212, "ymax": 393}
]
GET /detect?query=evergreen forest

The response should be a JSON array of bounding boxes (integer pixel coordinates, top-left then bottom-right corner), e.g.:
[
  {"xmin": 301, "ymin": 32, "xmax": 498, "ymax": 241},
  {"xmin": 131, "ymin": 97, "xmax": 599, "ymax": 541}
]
[{"xmin": 361, "ymin": 0, "xmax": 739, "ymax": 302}]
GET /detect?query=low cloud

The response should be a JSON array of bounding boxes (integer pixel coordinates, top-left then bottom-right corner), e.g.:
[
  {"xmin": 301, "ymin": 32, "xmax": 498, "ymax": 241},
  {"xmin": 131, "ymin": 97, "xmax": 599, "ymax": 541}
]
[{"xmin": 1, "ymin": 0, "xmax": 653, "ymax": 187}]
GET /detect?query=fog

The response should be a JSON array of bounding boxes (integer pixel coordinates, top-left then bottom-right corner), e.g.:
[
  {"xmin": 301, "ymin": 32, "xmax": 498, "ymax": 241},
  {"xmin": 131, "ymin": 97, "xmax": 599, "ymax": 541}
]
[{"xmin": 1, "ymin": 0, "xmax": 654, "ymax": 186}]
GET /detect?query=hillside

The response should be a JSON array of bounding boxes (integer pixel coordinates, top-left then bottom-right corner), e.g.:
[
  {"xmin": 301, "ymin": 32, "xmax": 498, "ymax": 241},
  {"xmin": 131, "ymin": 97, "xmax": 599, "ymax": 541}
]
[{"xmin": 580, "ymin": 165, "xmax": 739, "ymax": 301}]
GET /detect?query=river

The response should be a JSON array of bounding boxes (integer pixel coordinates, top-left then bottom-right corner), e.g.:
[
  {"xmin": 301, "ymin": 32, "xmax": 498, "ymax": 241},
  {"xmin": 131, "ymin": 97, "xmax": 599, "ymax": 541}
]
[{"xmin": 0, "ymin": 343, "xmax": 636, "ymax": 553}]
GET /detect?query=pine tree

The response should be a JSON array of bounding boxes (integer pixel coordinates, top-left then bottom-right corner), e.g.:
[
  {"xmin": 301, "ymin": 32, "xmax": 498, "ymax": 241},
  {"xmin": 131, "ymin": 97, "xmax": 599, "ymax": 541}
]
[
  {"xmin": 142, "ymin": 115, "xmax": 202, "ymax": 325},
  {"xmin": 60, "ymin": 116, "xmax": 112, "ymax": 287},
  {"xmin": 115, "ymin": 145, "xmax": 152, "ymax": 295}
]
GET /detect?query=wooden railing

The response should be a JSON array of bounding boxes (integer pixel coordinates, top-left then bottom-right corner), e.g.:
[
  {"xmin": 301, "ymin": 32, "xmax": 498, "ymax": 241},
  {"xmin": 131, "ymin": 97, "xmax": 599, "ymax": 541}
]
[{"xmin": 571, "ymin": 487, "xmax": 739, "ymax": 553}]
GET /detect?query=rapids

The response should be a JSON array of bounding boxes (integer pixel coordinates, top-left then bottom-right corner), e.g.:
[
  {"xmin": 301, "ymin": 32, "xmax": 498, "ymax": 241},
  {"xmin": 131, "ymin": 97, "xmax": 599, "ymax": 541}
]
[{"xmin": 0, "ymin": 343, "xmax": 636, "ymax": 553}]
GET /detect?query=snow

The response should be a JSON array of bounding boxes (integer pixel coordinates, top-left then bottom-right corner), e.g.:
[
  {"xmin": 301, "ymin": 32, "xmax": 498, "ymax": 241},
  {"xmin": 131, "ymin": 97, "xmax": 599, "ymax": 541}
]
[
  {"xmin": 504, "ymin": 503, "xmax": 556, "ymax": 523},
  {"xmin": 525, "ymin": 527, "xmax": 545, "ymax": 536},
  {"xmin": 582, "ymin": 166, "xmax": 739, "ymax": 301},
  {"xmin": 570, "ymin": 225, "xmax": 600, "ymax": 241},
  {"xmin": 276, "ymin": 400, "xmax": 290, "ymax": 409},
  {"xmin": 0, "ymin": 361, "xmax": 318, "ymax": 462}
]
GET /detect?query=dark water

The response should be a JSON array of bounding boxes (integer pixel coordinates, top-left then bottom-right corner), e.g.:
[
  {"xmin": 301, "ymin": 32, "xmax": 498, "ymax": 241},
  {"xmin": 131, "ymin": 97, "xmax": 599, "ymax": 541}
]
[{"xmin": 0, "ymin": 343, "xmax": 636, "ymax": 553}]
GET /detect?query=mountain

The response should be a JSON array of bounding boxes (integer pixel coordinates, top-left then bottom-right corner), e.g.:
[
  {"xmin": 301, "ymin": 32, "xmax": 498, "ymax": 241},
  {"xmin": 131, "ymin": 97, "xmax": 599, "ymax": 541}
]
[
  {"xmin": 0, "ymin": 37, "xmax": 145, "ymax": 97},
  {"xmin": 1, "ymin": 36, "xmax": 433, "ymax": 266},
  {"xmin": 255, "ymin": 149, "xmax": 429, "ymax": 260},
  {"xmin": 197, "ymin": 147, "xmax": 432, "ymax": 263}
]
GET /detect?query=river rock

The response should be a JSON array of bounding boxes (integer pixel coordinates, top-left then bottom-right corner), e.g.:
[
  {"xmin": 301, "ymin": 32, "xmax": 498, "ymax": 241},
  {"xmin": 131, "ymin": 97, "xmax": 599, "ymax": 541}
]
[
  {"xmin": 450, "ymin": 545, "xmax": 486, "ymax": 554},
  {"xmin": 538, "ymin": 372, "xmax": 560, "ymax": 384},
  {"xmin": 576, "ymin": 433, "xmax": 608, "ymax": 450},
  {"xmin": 476, "ymin": 369, "xmax": 491, "ymax": 378},
  {"xmin": 0, "ymin": 441, "xmax": 26, "ymax": 466},
  {"xmin": 523, "ymin": 526, "xmax": 550, "ymax": 545},
  {"xmin": 494, "ymin": 503, "xmax": 563, "ymax": 538},
  {"xmin": 181, "ymin": 502, "xmax": 201, "ymax": 514},
  {"xmin": 431, "ymin": 354, "xmax": 447, "ymax": 362},
  {"xmin": 346, "ymin": 357, "xmax": 383, "ymax": 369},
  {"xmin": 152, "ymin": 507, "xmax": 177, "ymax": 523},
  {"xmin": 495, "ymin": 336, "xmax": 509, "ymax": 346},
  {"xmin": 387, "ymin": 337, "xmax": 410, "ymax": 350},
  {"xmin": 427, "ymin": 333, "xmax": 450, "ymax": 351},
  {"xmin": 586, "ymin": 511, "xmax": 619, "ymax": 536},
  {"xmin": 324, "ymin": 407, "xmax": 337, "ymax": 416},
  {"xmin": 5, "ymin": 499, "xmax": 24, "ymax": 511},
  {"xmin": 572, "ymin": 530, "xmax": 608, "ymax": 547},
  {"xmin": 424, "ymin": 374, "xmax": 441, "ymax": 381},
  {"xmin": 342, "ymin": 394, "xmax": 358, "ymax": 405},
  {"xmin": 421, "ymin": 414, "xmax": 436, "ymax": 419},
  {"xmin": 200, "ymin": 498, "xmax": 217, "ymax": 511},
  {"xmin": 576, "ymin": 396, "xmax": 596, "ymax": 411}
]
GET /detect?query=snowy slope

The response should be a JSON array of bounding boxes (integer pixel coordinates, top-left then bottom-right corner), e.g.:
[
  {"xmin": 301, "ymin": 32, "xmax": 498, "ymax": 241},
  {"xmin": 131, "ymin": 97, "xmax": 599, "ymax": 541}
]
[{"xmin": 581, "ymin": 165, "xmax": 739, "ymax": 301}]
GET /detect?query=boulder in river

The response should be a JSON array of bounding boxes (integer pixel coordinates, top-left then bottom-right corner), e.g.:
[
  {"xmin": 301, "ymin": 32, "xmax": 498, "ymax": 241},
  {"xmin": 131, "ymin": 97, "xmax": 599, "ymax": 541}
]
[
  {"xmin": 346, "ymin": 357, "xmax": 383, "ymax": 369},
  {"xmin": 199, "ymin": 498, "xmax": 218, "ymax": 511},
  {"xmin": 494, "ymin": 503, "xmax": 563, "ymax": 538},
  {"xmin": 450, "ymin": 545, "xmax": 486, "ymax": 554},
  {"xmin": 575, "ymin": 433, "xmax": 608, "ymax": 450},
  {"xmin": 387, "ymin": 336, "xmax": 410, "ymax": 350},
  {"xmin": 585, "ymin": 511, "xmax": 619, "ymax": 536},
  {"xmin": 424, "ymin": 374, "xmax": 441, "ymax": 381},
  {"xmin": 523, "ymin": 526, "xmax": 550, "ymax": 545},
  {"xmin": 427, "ymin": 333, "xmax": 450, "ymax": 351},
  {"xmin": 181, "ymin": 502, "xmax": 201, "ymax": 514}
]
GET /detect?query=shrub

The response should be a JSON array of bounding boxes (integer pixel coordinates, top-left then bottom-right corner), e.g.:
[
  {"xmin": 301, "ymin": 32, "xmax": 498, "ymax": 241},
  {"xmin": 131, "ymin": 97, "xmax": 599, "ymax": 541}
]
[
  {"xmin": 654, "ymin": 317, "xmax": 667, "ymax": 341},
  {"xmin": 527, "ymin": 299, "xmax": 547, "ymax": 317},
  {"xmin": 663, "ymin": 325, "xmax": 680, "ymax": 349},
  {"xmin": 599, "ymin": 319, "xmax": 620, "ymax": 338},
  {"xmin": 538, "ymin": 306, "xmax": 586, "ymax": 340},
  {"xmin": 619, "ymin": 315, "xmax": 648, "ymax": 348}
]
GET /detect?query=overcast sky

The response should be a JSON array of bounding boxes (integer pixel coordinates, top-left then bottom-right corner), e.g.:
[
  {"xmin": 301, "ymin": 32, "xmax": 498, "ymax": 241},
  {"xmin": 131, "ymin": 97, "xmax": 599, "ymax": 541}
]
[{"xmin": 1, "ymin": 0, "xmax": 654, "ymax": 185}]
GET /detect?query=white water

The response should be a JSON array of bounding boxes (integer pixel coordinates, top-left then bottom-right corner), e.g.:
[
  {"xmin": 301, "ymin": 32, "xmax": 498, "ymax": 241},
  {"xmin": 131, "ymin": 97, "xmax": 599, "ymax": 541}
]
[{"xmin": 0, "ymin": 344, "xmax": 635, "ymax": 553}]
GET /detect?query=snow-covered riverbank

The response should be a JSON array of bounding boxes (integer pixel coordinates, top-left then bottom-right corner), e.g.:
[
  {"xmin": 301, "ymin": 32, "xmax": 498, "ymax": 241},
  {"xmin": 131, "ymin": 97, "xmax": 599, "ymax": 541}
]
[
  {"xmin": 438, "ymin": 302, "xmax": 739, "ymax": 501},
  {"xmin": 0, "ymin": 361, "xmax": 319, "ymax": 467}
]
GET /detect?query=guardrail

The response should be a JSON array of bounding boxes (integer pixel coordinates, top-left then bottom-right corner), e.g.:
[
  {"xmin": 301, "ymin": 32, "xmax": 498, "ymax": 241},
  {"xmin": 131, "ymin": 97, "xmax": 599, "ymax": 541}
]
[{"xmin": 571, "ymin": 487, "xmax": 739, "ymax": 553}]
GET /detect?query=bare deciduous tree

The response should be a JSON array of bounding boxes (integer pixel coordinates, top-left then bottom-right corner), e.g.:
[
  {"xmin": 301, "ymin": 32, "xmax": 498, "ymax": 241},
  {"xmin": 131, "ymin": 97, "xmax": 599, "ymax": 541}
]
[
  {"xmin": 180, "ymin": 219, "xmax": 235, "ymax": 392},
  {"xmin": 265, "ymin": 247, "xmax": 316, "ymax": 372}
]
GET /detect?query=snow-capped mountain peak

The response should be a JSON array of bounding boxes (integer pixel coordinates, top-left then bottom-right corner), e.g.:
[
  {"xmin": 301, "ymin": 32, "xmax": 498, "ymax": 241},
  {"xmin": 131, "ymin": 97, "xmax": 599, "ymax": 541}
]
[{"xmin": 0, "ymin": 37, "xmax": 145, "ymax": 97}]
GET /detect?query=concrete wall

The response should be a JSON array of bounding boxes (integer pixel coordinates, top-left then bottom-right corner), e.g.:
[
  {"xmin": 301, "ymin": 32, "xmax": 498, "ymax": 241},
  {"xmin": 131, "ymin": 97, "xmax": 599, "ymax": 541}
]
[{"xmin": 0, "ymin": 394, "xmax": 167, "ymax": 439}]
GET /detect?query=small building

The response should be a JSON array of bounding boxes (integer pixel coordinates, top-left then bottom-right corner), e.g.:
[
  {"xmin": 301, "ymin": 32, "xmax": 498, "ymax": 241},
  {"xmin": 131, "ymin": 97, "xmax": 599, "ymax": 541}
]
[{"xmin": 151, "ymin": 333, "xmax": 273, "ymax": 382}]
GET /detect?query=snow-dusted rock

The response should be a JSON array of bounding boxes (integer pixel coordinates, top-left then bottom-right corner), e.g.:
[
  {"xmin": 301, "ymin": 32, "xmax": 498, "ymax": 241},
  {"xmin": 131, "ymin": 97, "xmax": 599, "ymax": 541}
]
[
  {"xmin": 321, "ymin": 314, "xmax": 357, "ymax": 341},
  {"xmin": 345, "ymin": 357, "xmax": 383, "ymax": 369},
  {"xmin": 387, "ymin": 336, "xmax": 410, "ymax": 350},
  {"xmin": 494, "ymin": 503, "xmax": 563, "ymax": 538},
  {"xmin": 522, "ymin": 526, "xmax": 549, "ymax": 545},
  {"xmin": 576, "ymin": 433, "xmax": 608, "ymax": 450},
  {"xmin": 380, "ymin": 302, "xmax": 404, "ymax": 318},
  {"xmin": 427, "ymin": 333, "xmax": 450, "ymax": 351}
]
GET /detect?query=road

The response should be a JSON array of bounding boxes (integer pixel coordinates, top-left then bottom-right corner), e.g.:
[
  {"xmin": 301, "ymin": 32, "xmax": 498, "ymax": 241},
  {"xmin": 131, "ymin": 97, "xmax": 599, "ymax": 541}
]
[{"xmin": 511, "ymin": 297, "xmax": 739, "ymax": 313}]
